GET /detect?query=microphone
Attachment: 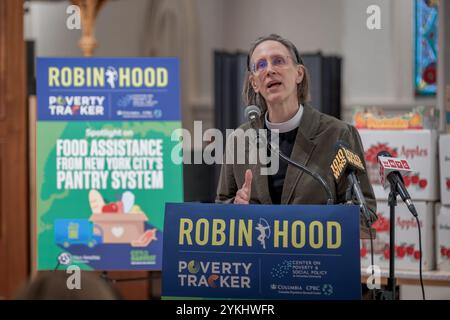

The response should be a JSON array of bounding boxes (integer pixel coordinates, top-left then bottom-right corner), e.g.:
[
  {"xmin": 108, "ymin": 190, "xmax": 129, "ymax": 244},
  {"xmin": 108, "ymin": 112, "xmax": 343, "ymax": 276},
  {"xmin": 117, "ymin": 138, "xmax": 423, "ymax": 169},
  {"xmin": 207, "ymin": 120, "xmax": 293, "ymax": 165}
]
[
  {"xmin": 331, "ymin": 141, "xmax": 374, "ymax": 226},
  {"xmin": 244, "ymin": 105, "xmax": 261, "ymax": 124},
  {"xmin": 377, "ymin": 151, "xmax": 418, "ymax": 217},
  {"xmin": 244, "ymin": 105, "xmax": 335, "ymax": 205},
  {"xmin": 244, "ymin": 105, "xmax": 265, "ymax": 146}
]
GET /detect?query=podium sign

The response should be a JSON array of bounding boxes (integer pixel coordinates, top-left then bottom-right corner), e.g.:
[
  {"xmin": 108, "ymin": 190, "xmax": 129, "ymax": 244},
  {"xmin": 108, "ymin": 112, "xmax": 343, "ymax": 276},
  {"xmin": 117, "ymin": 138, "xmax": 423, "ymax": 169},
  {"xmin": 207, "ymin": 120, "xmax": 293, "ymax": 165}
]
[{"xmin": 162, "ymin": 203, "xmax": 361, "ymax": 300}]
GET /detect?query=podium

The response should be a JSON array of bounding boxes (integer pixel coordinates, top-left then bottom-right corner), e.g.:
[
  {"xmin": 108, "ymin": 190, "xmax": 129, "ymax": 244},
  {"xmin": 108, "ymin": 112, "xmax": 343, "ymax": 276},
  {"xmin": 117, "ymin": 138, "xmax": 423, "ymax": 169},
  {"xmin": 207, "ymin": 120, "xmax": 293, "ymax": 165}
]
[{"xmin": 162, "ymin": 203, "xmax": 367, "ymax": 300}]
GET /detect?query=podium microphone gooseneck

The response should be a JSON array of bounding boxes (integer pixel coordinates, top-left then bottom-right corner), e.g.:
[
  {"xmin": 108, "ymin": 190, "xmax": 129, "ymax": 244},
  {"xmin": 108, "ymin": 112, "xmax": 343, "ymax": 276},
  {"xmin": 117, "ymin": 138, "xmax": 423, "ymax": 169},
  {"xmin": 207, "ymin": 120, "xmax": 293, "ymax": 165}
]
[
  {"xmin": 330, "ymin": 140, "xmax": 377, "ymax": 299},
  {"xmin": 244, "ymin": 105, "xmax": 335, "ymax": 205}
]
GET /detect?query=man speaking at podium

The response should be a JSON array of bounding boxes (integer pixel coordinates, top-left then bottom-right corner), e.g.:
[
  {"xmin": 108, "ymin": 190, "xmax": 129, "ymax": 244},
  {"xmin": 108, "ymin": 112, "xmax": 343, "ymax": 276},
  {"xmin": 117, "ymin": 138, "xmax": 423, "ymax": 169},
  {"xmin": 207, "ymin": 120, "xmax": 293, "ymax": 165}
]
[{"xmin": 216, "ymin": 34, "xmax": 377, "ymax": 225}]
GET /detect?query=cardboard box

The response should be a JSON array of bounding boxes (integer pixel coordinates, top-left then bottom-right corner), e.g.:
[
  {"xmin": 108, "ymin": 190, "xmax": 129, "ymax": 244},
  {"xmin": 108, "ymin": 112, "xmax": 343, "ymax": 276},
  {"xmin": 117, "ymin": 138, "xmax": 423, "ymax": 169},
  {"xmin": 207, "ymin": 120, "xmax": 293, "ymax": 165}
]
[
  {"xmin": 361, "ymin": 201, "xmax": 435, "ymax": 271},
  {"xmin": 436, "ymin": 204, "xmax": 450, "ymax": 271},
  {"xmin": 439, "ymin": 134, "xmax": 450, "ymax": 205},
  {"xmin": 90, "ymin": 213, "xmax": 148, "ymax": 244},
  {"xmin": 358, "ymin": 130, "xmax": 439, "ymax": 201}
]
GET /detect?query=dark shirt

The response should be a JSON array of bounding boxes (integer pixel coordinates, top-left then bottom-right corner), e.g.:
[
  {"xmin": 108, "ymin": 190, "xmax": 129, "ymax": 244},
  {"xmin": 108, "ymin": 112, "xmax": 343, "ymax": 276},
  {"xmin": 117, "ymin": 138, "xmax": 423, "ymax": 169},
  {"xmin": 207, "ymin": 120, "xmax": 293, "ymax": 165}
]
[{"xmin": 267, "ymin": 126, "xmax": 299, "ymax": 204}]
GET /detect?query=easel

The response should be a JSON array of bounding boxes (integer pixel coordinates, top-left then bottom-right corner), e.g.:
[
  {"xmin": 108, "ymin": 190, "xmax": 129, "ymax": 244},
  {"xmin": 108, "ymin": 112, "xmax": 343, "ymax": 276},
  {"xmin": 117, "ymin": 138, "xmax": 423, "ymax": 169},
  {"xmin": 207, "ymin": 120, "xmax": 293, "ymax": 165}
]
[{"xmin": 99, "ymin": 271, "xmax": 161, "ymax": 299}]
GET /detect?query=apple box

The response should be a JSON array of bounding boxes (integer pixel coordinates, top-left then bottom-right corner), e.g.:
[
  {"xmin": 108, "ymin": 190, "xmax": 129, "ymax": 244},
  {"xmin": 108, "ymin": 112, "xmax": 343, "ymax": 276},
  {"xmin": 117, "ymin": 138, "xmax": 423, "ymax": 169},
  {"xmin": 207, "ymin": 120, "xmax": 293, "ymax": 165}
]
[
  {"xmin": 90, "ymin": 213, "xmax": 148, "ymax": 244},
  {"xmin": 361, "ymin": 201, "xmax": 435, "ymax": 271},
  {"xmin": 358, "ymin": 130, "xmax": 439, "ymax": 201},
  {"xmin": 439, "ymin": 134, "xmax": 450, "ymax": 205},
  {"xmin": 436, "ymin": 204, "xmax": 450, "ymax": 271}
]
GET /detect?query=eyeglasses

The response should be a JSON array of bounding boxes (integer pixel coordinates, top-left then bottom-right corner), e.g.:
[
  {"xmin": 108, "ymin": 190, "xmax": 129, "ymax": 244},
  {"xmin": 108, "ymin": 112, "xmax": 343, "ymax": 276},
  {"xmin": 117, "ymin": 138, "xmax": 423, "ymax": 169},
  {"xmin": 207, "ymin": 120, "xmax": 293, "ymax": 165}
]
[{"xmin": 250, "ymin": 55, "xmax": 296, "ymax": 75}]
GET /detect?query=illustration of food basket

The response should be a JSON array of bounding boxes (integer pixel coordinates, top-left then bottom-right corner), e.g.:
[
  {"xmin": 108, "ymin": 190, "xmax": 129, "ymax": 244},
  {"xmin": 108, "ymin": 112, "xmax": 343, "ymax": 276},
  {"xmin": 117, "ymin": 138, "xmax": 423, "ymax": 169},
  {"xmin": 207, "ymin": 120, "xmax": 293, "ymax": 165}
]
[{"xmin": 89, "ymin": 213, "xmax": 148, "ymax": 244}]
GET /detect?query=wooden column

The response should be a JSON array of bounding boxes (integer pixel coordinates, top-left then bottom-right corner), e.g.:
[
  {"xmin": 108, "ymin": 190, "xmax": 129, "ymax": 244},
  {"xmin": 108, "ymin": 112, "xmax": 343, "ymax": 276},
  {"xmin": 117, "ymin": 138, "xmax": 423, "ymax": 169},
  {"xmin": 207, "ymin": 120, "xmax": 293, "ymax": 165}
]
[
  {"xmin": 71, "ymin": 0, "xmax": 108, "ymax": 56},
  {"xmin": 0, "ymin": 0, "xmax": 29, "ymax": 299}
]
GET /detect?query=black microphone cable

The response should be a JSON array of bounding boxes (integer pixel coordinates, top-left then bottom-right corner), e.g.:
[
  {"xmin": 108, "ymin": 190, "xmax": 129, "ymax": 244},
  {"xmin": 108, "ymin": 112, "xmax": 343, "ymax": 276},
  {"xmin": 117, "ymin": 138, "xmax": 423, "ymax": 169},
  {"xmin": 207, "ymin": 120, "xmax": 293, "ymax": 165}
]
[
  {"xmin": 415, "ymin": 214, "xmax": 426, "ymax": 300},
  {"xmin": 245, "ymin": 105, "xmax": 335, "ymax": 205},
  {"xmin": 348, "ymin": 180, "xmax": 376, "ymax": 300},
  {"xmin": 370, "ymin": 226, "xmax": 375, "ymax": 300},
  {"xmin": 267, "ymin": 141, "xmax": 335, "ymax": 205},
  {"xmin": 377, "ymin": 151, "xmax": 426, "ymax": 300}
]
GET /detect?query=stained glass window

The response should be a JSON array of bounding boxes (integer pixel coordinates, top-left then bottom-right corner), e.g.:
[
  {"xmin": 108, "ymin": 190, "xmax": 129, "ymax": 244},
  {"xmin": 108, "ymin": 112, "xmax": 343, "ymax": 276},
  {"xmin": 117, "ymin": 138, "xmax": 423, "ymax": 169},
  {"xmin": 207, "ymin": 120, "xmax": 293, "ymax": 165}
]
[{"xmin": 415, "ymin": 0, "xmax": 439, "ymax": 96}]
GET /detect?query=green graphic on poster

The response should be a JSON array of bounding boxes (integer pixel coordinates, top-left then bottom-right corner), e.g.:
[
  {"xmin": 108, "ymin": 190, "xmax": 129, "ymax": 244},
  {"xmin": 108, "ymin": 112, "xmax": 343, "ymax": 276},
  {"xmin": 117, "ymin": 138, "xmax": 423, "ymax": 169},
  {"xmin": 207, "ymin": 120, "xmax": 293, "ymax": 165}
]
[
  {"xmin": 37, "ymin": 121, "xmax": 183, "ymax": 270},
  {"xmin": 37, "ymin": 57, "xmax": 183, "ymax": 270}
]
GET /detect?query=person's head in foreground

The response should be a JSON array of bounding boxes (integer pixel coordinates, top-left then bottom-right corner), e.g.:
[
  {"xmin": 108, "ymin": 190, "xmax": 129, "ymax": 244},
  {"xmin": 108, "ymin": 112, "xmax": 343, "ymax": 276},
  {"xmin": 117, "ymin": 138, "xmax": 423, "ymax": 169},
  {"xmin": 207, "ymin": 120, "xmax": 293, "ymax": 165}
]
[{"xmin": 16, "ymin": 271, "xmax": 121, "ymax": 300}]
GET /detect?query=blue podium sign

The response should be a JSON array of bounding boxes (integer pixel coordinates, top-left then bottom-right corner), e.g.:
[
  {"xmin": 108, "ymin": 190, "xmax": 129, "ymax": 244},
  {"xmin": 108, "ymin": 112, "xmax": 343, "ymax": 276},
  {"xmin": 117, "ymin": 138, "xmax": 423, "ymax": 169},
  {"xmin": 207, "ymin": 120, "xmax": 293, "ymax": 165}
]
[{"xmin": 162, "ymin": 203, "xmax": 361, "ymax": 300}]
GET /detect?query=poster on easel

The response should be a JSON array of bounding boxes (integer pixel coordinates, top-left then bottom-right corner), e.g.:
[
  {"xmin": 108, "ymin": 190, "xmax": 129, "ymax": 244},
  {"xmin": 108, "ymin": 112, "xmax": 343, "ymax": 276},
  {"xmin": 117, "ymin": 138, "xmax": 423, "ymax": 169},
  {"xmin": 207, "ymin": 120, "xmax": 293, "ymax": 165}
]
[{"xmin": 36, "ymin": 57, "xmax": 183, "ymax": 270}]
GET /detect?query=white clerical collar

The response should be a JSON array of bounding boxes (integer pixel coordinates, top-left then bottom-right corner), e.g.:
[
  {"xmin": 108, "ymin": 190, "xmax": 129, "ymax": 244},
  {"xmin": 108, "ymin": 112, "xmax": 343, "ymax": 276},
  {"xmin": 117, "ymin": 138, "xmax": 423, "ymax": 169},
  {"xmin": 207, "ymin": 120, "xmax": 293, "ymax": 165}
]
[{"xmin": 265, "ymin": 104, "xmax": 303, "ymax": 133}]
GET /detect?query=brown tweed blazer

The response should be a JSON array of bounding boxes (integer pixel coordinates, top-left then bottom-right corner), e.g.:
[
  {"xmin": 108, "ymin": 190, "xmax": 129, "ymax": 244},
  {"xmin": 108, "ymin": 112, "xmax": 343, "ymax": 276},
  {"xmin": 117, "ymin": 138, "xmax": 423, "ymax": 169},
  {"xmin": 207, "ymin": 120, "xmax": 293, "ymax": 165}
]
[{"xmin": 216, "ymin": 104, "xmax": 377, "ymax": 223}]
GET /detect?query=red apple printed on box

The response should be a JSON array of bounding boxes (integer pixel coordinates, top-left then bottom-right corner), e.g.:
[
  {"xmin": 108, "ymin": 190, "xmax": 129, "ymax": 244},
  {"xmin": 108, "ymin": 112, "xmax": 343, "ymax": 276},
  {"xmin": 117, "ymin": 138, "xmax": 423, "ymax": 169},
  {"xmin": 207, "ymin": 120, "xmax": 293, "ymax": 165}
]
[
  {"xmin": 403, "ymin": 174, "xmax": 428, "ymax": 190},
  {"xmin": 395, "ymin": 243, "xmax": 419, "ymax": 260},
  {"xmin": 441, "ymin": 246, "xmax": 450, "ymax": 259},
  {"xmin": 365, "ymin": 143, "xmax": 398, "ymax": 186}
]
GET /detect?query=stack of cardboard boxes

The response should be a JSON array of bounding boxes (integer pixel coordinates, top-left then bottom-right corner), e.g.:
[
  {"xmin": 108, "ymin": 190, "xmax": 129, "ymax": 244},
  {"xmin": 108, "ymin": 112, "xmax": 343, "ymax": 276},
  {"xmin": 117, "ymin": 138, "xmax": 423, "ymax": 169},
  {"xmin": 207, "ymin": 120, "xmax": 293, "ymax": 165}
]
[
  {"xmin": 358, "ymin": 130, "xmax": 439, "ymax": 272},
  {"xmin": 436, "ymin": 85, "xmax": 450, "ymax": 272},
  {"xmin": 437, "ymin": 134, "xmax": 450, "ymax": 272}
]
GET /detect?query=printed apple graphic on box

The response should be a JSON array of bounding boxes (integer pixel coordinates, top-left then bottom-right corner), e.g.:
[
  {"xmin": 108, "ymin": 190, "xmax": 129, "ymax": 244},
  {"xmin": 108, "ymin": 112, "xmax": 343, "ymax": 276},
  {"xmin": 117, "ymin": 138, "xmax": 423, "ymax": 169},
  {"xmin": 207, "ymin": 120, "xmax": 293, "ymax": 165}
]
[
  {"xmin": 394, "ymin": 244, "xmax": 419, "ymax": 260},
  {"xmin": 360, "ymin": 201, "xmax": 434, "ymax": 271},
  {"xmin": 396, "ymin": 245, "xmax": 406, "ymax": 259},
  {"xmin": 441, "ymin": 246, "xmax": 450, "ymax": 260},
  {"xmin": 403, "ymin": 174, "xmax": 428, "ymax": 190},
  {"xmin": 360, "ymin": 247, "xmax": 367, "ymax": 258},
  {"xmin": 359, "ymin": 130, "xmax": 439, "ymax": 202},
  {"xmin": 406, "ymin": 245, "xmax": 415, "ymax": 256},
  {"xmin": 383, "ymin": 248, "xmax": 390, "ymax": 260},
  {"xmin": 372, "ymin": 214, "xmax": 389, "ymax": 233},
  {"xmin": 414, "ymin": 251, "xmax": 421, "ymax": 260}
]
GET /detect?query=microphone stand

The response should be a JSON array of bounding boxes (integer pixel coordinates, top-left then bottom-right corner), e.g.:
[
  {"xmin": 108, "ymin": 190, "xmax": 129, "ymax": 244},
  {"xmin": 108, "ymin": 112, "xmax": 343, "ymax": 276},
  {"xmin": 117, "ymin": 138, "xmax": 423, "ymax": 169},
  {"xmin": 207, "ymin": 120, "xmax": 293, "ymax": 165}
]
[
  {"xmin": 344, "ymin": 172, "xmax": 377, "ymax": 300},
  {"xmin": 346, "ymin": 173, "xmax": 372, "ymax": 227},
  {"xmin": 377, "ymin": 181, "xmax": 398, "ymax": 300}
]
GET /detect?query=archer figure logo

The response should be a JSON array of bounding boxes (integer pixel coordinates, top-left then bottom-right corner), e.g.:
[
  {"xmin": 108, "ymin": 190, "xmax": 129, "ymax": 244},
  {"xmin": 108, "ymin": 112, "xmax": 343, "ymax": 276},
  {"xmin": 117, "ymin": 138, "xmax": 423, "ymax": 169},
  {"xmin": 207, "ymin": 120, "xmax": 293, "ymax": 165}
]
[
  {"xmin": 255, "ymin": 218, "xmax": 271, "ymax": 249},
  {"xmin": 105, "ymin": 67, "xmax": 118, "ymax": 88}
]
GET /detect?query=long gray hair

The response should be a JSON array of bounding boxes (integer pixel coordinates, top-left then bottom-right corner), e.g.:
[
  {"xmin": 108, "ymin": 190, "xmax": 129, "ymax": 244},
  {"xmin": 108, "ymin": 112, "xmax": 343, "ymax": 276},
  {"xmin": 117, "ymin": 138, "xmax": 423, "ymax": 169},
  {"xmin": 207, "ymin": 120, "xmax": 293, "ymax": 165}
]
[{"xmin": 243, "ymin": 34, "xmax": 311, "ymax": 112}]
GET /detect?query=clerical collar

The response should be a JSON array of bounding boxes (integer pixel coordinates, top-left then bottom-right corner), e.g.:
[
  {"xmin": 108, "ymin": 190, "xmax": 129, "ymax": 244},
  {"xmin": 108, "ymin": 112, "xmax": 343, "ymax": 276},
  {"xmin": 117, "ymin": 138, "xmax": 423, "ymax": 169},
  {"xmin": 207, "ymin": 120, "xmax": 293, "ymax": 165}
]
[{"xmin": 265, "ymin": 104, "xmax": 303, "ymax": 133}]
